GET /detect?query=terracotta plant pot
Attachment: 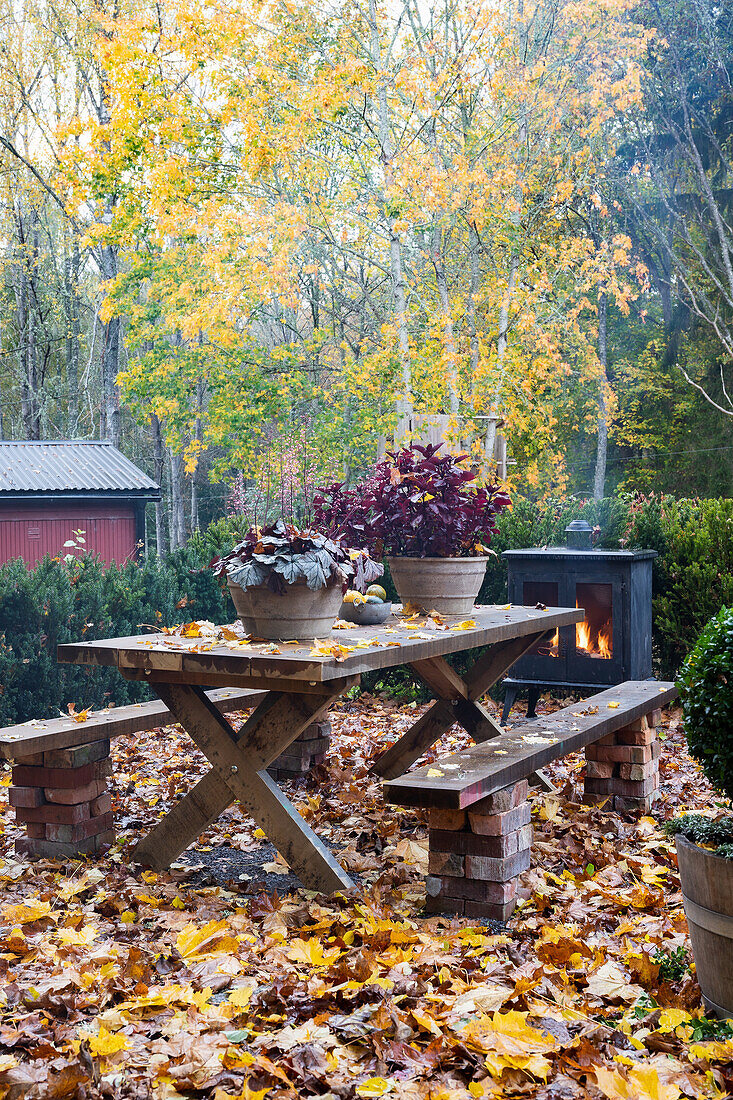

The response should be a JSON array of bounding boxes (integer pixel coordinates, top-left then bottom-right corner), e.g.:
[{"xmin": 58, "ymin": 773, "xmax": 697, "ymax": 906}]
[
  {"xmin": 676, "ymin": 834, "xmax": 733, "ymax": 1017},
  {"xmin": 386, "ymin": 555, "xmax": 489, "ymax": 616},
  {"xmin": 227, "ymin": 578, "xmax": 343, "ymax": 641}
]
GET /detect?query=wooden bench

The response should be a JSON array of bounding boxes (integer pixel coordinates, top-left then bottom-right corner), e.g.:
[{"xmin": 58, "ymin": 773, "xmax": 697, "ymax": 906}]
[
  {"xmin": 384, "ymin": 680, "xmax": 678, "ymax": 921},
  {"xmin": 2, "ymin": 687, "xmax": 270, "ymax": 860}
]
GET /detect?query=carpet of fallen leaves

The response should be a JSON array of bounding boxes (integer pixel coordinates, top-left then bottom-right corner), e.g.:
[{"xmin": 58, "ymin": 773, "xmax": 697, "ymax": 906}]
[{"xmin": 0, "ymin": 693, "xmax": 731, "ymax": 1100}]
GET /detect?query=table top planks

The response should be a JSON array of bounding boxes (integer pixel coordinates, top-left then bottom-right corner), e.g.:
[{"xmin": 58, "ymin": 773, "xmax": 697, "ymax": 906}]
[{"xmin": 57, "ymin": 604, "xmax": 584, "ymax": 684}]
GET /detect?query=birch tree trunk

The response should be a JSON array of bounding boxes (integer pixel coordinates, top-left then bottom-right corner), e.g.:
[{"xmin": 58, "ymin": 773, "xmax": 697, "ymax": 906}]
[
  {"xmin": 190, "ymin": 380, "xmax": 204, "ymax": 531},
  {"xmin": 168, "ymin": 448, "xmax": 186, "ymax": 549},
  {"xmin": 151, "ymin": 414, "xmax": 168, "ymax": 556},
  {"xmin": 484, "ymin": 254, "xmax": 519, "ymax": 460},
  {"xmin": 367, "ymin": 0, "xmax": 412, "ymax": 427},
  {"xmin": 432, "ymin": 222, "xmax": 460, "ymax": 416},
  {"xmin": 64, "ymin": 232, "xmax": 81, "ymax": 437},
  {"xmin": 467, "ymin": 222, "xmax": 481, "ymax": 386},
  {"xmin": 593, "ymin": 289, "xmax": 609, "ymax": 500},
  {"xmin": 99, "ymin": 238, "xmax": 121, "ymax": 447}
]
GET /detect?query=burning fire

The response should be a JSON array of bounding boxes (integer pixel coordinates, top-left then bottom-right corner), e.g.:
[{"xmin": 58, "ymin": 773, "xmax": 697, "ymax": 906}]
[
  {"xmin": 545, "ymin": 615, "xmax": 612, "ymax": 660},
  {"xmin": 575, "ymin": 604, "xmax": 612, "ymax": 659}
]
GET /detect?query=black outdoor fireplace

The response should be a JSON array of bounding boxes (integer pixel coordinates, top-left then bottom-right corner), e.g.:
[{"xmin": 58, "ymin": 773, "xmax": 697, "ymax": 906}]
[{"xmin": 501, "ymin": 520, "xmax": 656, "ymax": 722}]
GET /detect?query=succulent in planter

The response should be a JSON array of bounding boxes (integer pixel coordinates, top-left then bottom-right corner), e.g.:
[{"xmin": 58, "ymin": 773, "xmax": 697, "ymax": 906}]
[
  {"xmin": 664, "ymin": 606, "xmax": 733, "ymax": 1016},
  {"xmin": 314, "ymin": 444, "xmax": 510, "ymax": 614}
]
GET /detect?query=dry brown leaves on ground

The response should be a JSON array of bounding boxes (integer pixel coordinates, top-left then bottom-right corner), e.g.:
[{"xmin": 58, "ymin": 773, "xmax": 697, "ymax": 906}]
[{"xmin": 0, "ymin": 696, "xmax": 729, "ymax": 1100}]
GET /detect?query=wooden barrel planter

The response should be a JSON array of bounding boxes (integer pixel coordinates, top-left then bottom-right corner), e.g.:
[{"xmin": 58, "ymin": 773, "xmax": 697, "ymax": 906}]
[{"xmin": 676, "ymin": 835, "xmax": 733, "ymax": 1017}]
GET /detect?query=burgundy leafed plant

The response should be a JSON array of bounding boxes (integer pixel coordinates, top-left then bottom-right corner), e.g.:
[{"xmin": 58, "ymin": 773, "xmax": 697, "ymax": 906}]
[{"xmin": 314, "ymin": 444, "xmax": 510, "ymax": 558}]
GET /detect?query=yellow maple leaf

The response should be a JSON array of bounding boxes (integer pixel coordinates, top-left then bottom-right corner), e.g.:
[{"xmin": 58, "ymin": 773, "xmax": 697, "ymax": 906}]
[
  {"xmin": 2, "ymin": 900, "xmax": 53, "ymax": 925},
  {"xmin": 482, "ymin": 1011, "xmax": 557, "ymax": 1081},
  {"xmin": 651, "ymin": 1007, "xmax": 691, "ymax": 1034},
  {"xmin": 607, "ymin": 701, "xmax": 620, "ymax": 709},
  {"xmin": 86, "ymin": 1026, "xmax": 130, "ymax": 1058},
  {"xmin": 176, "ymin": 920, "xmax": 239, "ymax": 959},
  {"xmin": 451, "ymin": 619, "xmax": 477, "ymax": 631},
  {"xmin": 687, "ymin": 1038, "xmax": 733, "ymax": 1062},
  {"xmin": 309, "ymin": 640, "xmax": 353, "ymax": 661},
  {"xmin": 427, "ymin": 768, "xmax": 443, "ymax": 777},
  {"xmin": 596, "ymin": 1064, "xmax": 681, "ymax": 1100},
  {"xmin": 356, "ymin": 1079, "xmax": 393, "ymax": 1098},
  {"xmin": 287, "ymin": 937, "xmax": 341, "ymax": 967},
  {"xmin": 57, "ymin": 925, "xmax": 99, "ymax": 948},
  {"xmin": 71, "ymin": 708, "xmax": 90, "ymax": 723},
  {"xmin": 213, "ymin": 1082, "xmax": 270, "ymax": 1100},
  {"xmin": 228, "ymin": 985, "xmax": 254, "ymax": 1009},
  {"xmin": 181, "ymin": 621, "xmax": 203, "ymax": 637}
]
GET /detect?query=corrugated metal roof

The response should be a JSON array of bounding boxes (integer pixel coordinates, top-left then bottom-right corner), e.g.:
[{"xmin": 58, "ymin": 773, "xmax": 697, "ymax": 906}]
[{"xmin": 0, "ymin": 441, "xmax": 159, "ymax": 494}]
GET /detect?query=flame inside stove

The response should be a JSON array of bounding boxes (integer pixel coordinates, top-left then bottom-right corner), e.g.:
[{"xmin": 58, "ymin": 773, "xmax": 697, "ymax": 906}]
[{"xmin": 575, "ymin": 601, "xmax": 612, "ymax": 659}]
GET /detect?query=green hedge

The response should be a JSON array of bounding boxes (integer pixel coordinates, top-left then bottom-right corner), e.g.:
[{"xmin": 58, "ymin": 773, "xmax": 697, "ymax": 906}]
[
  {"xmin": 0, "ymin": 550, "xmax": 228, "ymax": 726},
  {"xmin": 0, "ymin": 495, "xmax": 728, "ymax": 724}
]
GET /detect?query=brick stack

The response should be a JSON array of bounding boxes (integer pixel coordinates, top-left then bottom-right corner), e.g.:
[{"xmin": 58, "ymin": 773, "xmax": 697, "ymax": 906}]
[
  {"xmin": 584, "ymin": 708, "xmax": 662, "ymax": 812},
  {"xmin": 10, "ymin": 739, "xmax": 114, "ymax": 859},
  {"xmin": 267, "ymin": 720, "xmax": 331, "ymax": 782},
  {"xmin": 424, "ymin": 779, "xmax": 532, "ymax": 921}
]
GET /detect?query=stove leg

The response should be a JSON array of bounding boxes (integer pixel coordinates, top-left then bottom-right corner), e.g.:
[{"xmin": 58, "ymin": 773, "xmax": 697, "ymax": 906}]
[
  {"xmin": 501, "ymin": 685, "xmax": 519, "ymax": 725},
  {"xmin": 526, "ymin": 686, "xmax": 541, "ymax": 719}
]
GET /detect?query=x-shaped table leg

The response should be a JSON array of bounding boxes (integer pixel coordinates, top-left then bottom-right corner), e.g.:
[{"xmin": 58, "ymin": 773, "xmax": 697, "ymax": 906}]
[
  {"xmin": 370, "ymin": 629, "xmax": 552, "ymax": 780},
  {"xmin": 133, "ymin": 681, "xmax": 356, "ymax": 893}
]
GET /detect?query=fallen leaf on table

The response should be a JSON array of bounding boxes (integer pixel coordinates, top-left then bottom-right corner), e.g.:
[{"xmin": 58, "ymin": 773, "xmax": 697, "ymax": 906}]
[
  {"xmin": 218, "ymin": 626, "xmax": 241, "ymax": 641},
  {"xmin": 310, "ymin": 640, "xmax": 354, "ymax": 660},
  {"xmin": 451, "ymin": 619, "xmax": 477, "ymax": 631}
]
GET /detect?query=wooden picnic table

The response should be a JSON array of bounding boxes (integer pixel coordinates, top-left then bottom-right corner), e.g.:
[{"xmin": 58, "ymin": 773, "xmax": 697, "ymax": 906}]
[{"xmin": 57, "ymin": 603, "xmax": 583, "ymax": 893}]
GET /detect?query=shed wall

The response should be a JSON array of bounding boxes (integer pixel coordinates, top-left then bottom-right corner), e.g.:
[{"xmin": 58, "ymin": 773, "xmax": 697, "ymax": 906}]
[{"xmin": 0, "ymin": 503, "xmax": 138, "ymax": 566}]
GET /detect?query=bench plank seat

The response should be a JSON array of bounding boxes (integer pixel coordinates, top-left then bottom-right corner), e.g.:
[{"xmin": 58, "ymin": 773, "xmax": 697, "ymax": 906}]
[
  {"xmin": 384, "ymin": 680, "xmax": 678, "ymax": 811},
  {"xmin": 0, "ymin": 687, "xmax": 265, "ymax": 760}
]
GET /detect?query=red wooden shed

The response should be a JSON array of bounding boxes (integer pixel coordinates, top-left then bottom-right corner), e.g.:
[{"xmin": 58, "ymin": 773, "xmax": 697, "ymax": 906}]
[{"xmin": 0, "ymin": 441, "xmax": 161, "ymax": 566}]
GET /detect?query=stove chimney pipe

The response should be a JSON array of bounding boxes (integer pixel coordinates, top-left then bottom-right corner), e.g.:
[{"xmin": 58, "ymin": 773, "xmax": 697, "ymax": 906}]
[{"xmin": 565, "ymin": 519, "xmax": 593, "ymax": 550}]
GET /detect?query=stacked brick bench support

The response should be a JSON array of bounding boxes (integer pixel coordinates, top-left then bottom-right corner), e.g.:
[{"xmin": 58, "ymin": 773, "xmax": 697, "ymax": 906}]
[
  {"xmin": 584, "ymin": 708, "xmax": 662, "ymax": 812},
  {"xmin": 426, "ymin": 779, "xmax": 531, "ymax": 920},
  {"xmin": 267, "ymin": 720, "xmax": 331, "ymax": 781},
  {"xmin": 384, "ymin": 681, "xmax": 679, "ymax": 924},
  {"xmin": 11, "ymin": 740, "xmax": 114, "ymax": 859},
  {"xmin": 0, "ymin": 686, "xmax": 266, "ymax": 861}
]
